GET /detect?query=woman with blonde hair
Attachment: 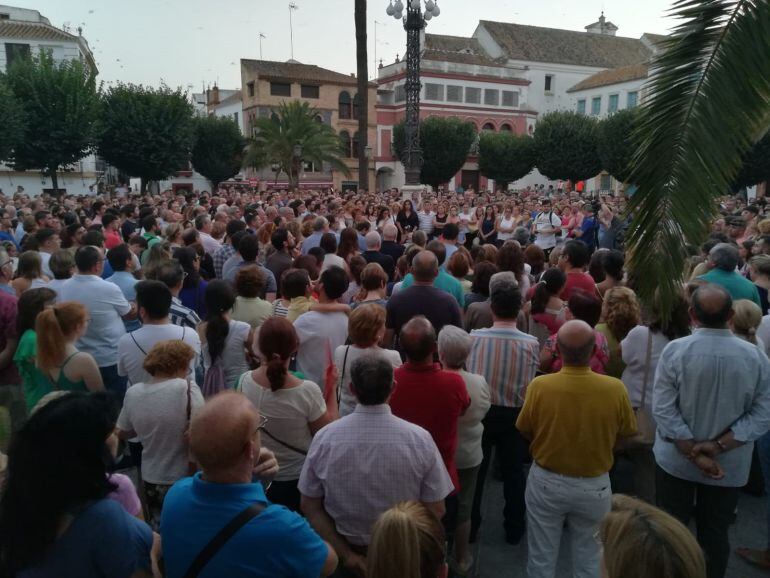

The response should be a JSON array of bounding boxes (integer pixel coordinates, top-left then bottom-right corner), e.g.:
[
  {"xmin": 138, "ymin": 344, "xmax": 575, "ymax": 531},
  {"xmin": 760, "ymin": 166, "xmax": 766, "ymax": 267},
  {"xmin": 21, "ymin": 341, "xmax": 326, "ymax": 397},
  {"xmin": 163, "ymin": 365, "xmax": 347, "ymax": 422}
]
[
  {"xmin": 367, "ymin": 501, "xmax": 446, "ymax": 578},
  {"xmin": 165, "ymin": 222, "xmax": 184, "ymax": 249},
  {"xmin": 749, "ymin": 254, "xmax": 770, "ymax": 314},
  {"xmin": 731, "ymin": 299, "xmax": 763, "ymax": 348},
  {"xmin": 11, "ymin": 251, "xmax": 47, "ymax": 296},
  {"xmin": 596, "ymin": 286, "xmax": 641, "ymax": 378},
  {"xmin": 35, "ymin": 302, "xmax": 104, "ymax": 396},
  {"xmin": 599, "ymin": 494, "xmax": 706, "ymax": 578}
]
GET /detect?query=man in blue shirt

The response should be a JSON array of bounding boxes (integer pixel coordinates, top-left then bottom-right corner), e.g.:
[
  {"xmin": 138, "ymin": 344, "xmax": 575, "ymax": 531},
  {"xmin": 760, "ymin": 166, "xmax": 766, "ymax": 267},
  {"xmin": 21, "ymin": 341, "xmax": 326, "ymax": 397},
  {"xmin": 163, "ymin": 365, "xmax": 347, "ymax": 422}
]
[
  {"xmin": 161, "ymin": 392, "xmax": 337, "ymax": 578},
  {"xmin": 653, "ymin": 284, "xmax": 770, "ymax": 578},
  {"xmin": 574, "ymin": 204, "xmax": 598, "ymax": 252}
]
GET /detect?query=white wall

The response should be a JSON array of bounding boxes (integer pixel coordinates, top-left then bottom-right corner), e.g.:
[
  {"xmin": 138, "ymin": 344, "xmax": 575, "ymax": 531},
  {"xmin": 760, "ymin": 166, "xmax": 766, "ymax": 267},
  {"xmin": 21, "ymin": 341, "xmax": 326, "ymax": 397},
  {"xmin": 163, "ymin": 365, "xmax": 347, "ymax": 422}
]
[
  {"xmin": 0, "ymin": 39, "xmax": 83, "ymax": 73},
  {"xmin": 568, "ymin": 77, "xmax": 646, "ymax": 117},
  {"xmin": 212, "ymin": 99, "xmax": 245, "ymax": 134}
]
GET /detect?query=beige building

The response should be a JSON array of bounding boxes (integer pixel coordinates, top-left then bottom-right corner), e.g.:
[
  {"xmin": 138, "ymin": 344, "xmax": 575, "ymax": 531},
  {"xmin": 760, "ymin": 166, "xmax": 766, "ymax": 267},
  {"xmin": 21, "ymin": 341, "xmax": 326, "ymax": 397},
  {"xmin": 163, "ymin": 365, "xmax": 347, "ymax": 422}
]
[{"xmin": 241, "ymin": 59, "xmax": 377, "ymax": 191}]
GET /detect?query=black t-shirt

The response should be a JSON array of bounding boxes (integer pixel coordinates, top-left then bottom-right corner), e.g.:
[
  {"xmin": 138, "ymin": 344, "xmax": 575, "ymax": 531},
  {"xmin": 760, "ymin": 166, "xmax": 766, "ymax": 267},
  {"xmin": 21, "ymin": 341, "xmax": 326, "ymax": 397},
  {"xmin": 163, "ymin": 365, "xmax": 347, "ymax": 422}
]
[
  {"xmin": 121, "ymin": 219, "xmax": 138, "ymax": 241},
  {"xmin": 397, "ymin": 211, "xmax": 419, "ymax": 232},
  {"xmin": 386, "ymin": 285, "xmax": 462, "ymax": 352}
]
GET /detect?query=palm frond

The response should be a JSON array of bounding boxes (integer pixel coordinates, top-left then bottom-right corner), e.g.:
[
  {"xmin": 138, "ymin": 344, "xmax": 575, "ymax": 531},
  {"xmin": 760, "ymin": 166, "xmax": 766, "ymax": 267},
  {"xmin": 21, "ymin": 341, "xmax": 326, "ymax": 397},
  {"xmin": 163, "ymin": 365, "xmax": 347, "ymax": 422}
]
[{"xmin": 626, "ymin": 0, "xmax": 770, "ymax": 316}]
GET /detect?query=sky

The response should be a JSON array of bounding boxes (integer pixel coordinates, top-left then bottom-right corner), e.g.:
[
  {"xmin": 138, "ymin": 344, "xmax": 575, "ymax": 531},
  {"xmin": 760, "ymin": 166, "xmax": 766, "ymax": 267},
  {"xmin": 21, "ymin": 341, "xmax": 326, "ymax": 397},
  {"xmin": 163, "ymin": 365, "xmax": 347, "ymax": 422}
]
[{"xmin": 13, "ymin": 0, "xmax": 675, "ymax": 91}]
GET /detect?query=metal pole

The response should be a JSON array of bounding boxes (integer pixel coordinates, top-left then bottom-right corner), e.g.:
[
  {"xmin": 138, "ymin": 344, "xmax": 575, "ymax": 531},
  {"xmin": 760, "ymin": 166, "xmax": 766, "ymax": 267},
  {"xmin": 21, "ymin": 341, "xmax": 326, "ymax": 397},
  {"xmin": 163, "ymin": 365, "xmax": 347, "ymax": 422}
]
[
  {"xmin": 259, "ymin": 32, "xmax": 265, "ymax": 59},
  {"xmin": 288, "ymin": 3, "xmax": 298, "ymax": 60},
  {"xmin": 401, "ymin": 5, "xmax": 424, "ymax": 186},
  {"xmin": 374, "ymin": 20, "xmax": 379, "ymax": 80}
]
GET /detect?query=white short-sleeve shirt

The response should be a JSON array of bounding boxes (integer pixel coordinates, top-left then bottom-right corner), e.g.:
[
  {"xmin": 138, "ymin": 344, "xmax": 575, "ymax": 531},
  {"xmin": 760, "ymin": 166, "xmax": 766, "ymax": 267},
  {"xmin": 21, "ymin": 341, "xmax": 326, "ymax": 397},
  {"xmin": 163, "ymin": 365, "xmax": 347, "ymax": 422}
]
[{"xmin": 117, "ymin": 323, "xmax": 201, "ymax": 386}]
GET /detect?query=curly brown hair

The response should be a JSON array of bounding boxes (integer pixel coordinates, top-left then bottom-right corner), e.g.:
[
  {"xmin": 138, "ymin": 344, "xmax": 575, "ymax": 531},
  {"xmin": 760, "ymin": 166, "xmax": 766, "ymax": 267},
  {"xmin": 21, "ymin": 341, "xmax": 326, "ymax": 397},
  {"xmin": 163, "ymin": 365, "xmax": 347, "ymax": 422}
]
[
  {"xmin": 602, "ymin": 287, "xmax": 641, "ymax": 342},
  {"xmin": 143, "ymin": 340, "xmax": 195, "ymax": 377}
]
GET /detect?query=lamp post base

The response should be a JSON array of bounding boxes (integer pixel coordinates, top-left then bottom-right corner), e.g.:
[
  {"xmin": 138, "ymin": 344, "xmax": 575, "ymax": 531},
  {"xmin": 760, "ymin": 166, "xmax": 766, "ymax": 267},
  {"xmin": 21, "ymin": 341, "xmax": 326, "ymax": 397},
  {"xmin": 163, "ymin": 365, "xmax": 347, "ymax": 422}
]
[{"xmin": 400, "ymin": 184, "xmax": 431, "ymax": 204}]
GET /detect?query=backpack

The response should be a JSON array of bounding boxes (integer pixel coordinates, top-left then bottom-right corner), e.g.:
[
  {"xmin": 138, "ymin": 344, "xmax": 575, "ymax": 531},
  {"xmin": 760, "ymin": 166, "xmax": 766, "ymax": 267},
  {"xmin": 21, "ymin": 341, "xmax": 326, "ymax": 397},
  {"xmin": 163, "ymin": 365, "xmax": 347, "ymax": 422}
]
[{"xmin": 201, "ymin": 359, "xmax": 227, "ymax": 398}]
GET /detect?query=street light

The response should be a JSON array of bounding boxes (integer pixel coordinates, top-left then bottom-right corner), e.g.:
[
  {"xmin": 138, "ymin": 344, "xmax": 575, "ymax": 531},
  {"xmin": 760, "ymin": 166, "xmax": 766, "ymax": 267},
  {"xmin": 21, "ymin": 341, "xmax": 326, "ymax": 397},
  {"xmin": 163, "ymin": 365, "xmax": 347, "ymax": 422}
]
[{"xmin": 385, "ymin": 0, "xmax": 440, "ymax": 186}]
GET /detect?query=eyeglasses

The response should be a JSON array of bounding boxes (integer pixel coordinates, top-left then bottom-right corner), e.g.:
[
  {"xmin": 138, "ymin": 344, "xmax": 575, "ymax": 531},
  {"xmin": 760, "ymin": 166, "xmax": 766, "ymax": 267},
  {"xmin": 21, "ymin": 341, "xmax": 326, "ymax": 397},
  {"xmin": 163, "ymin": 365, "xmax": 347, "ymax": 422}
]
[{"xmin": 254, "ymin": 414, "xmax": 268, "ymax": 433}]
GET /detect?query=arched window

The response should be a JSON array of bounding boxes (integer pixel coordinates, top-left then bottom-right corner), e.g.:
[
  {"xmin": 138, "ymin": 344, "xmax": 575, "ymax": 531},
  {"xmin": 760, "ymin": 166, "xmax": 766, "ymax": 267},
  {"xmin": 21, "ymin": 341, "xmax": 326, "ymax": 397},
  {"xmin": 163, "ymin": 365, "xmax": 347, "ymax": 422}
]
[
  {"xmin": 339, "ymin": 91, "xmax": 352, "ymax": 119},
  {"xmin": 353, "ymin": 93, "xmax": 361, "ymax": 120},
  {"xmin": 314, "ymin": 114, "xmax": 323, "ymax": 124},
  {"xmin": 339, "ymin": 130, "xmax": 351, "ymax": 158},
  {"xmin": 500, "ymin": 123, "xmax": 513, "ymax": 132},
  {"xmin": 352, "ymin": 131, "xmax": 360, "ymax": 159},
  {"xmin": 482, "ymin": 122, "xmax": 495, "ymax": 133},
  {"xmin": 270, "ymin": 112, "xmax": 280, "ymax": 124}
]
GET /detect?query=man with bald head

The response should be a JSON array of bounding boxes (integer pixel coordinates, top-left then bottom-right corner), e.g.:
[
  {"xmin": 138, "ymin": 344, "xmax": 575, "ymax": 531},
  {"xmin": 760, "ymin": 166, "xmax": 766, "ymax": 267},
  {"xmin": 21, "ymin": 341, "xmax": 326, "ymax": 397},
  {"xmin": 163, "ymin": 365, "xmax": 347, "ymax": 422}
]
[
  {"xmin": 385, "ymin": 250, "xmax": 462, "ymax": 352},
  {"xmin": 362, "ymin": 230, "xmax": 395, "ymax": 281},
  {"xmin": 653, "ymin": 284, "xmax": 770, "ymax": 578},
  {"xmin": 516, "ymin": 320, "xmax": 636, "ymax": 578},
  {"xmin": 160, "ymin": 392, "xmax": 338, "ymax": 578}
]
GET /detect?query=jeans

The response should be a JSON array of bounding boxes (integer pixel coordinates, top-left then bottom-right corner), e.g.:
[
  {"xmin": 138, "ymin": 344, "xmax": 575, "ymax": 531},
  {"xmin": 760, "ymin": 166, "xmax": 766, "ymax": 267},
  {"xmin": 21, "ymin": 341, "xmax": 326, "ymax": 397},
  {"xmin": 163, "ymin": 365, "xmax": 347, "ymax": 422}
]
[
  {"xmin": 471, "ymin": 405, "xmax": 528, "ymax": 540},
  {"xmin": 756, "ymin": 431, "xmax": 770, "ymax": 550},
  {"xmin": 99, "ymin": 364, "xmax": 128, "ymax": 404},
  {"xmin": 656, "ymin": 465, "xmax": 740, "ymax": 578},
  {"xmin": 525, "ymin": 463, "xmax": 611, "ymax": 578}
]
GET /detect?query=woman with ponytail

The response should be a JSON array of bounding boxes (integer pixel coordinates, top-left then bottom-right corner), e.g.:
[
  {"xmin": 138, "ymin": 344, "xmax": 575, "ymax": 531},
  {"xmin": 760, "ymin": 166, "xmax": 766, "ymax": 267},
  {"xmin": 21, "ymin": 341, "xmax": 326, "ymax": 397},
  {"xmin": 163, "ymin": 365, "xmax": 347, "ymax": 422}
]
[
  {"xmin": 237, "ymin": 317, "xmax": 336, "ymax": 511},
  {"xmin": 529, "ymin": 267, "xmax": 567, "ymax": 334},
  {"xmin": 367, "ymin": 501, "xmax": 447, "ymax": 578},
  {"xmin": 198, "ymin": 280, "xmax": 253, "ymax": 389},
  {"xmin": 36, "ymin": 302, "xmax": 104, "ymax": 397}
]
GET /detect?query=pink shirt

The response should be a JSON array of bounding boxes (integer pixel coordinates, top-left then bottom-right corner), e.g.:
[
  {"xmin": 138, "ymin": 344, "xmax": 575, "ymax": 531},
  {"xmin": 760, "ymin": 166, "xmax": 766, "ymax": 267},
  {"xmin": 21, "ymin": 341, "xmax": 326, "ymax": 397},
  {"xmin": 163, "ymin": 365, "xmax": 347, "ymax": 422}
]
[
  {"xmin": 298, "ymin": 404, "xmax": 453, "ymax": 546},
  {"xmin": 0, "ymin": 291, "xmax": 19, "ymax": 385}
]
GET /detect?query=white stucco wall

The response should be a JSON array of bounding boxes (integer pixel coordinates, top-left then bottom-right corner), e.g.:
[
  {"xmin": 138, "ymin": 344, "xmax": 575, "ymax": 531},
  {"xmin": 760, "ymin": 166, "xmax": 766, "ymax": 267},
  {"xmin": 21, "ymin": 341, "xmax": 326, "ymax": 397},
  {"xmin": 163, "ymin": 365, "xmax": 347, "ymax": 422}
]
[{"xmin": 567, "ymin": 77, "xmax": 646, "ymax": 117}]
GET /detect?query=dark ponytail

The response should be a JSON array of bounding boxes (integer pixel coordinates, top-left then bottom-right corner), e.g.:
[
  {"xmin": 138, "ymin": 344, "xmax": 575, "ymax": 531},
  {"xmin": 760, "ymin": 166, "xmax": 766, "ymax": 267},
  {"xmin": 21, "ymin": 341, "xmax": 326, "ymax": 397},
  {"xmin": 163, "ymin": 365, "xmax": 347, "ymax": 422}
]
[
  {"xmin": 204, "ymin": 280, "xmax": 235, "ymax": 363},
  {"xmin": 531, "ymin": 268, "xmax": 566, "ymax": 315},
  {"xmin": 258, "ymin": 317, "xmax": 299, "ymax": 392}
]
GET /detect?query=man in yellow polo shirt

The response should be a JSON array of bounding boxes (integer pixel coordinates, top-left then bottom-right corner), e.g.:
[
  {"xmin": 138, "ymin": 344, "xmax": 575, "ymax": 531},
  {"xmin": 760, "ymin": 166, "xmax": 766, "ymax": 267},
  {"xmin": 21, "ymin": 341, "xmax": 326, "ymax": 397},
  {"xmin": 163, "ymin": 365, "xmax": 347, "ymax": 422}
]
[{"xmin": 516, "ymin": 319, "xmax": 636, "ymax": 578}]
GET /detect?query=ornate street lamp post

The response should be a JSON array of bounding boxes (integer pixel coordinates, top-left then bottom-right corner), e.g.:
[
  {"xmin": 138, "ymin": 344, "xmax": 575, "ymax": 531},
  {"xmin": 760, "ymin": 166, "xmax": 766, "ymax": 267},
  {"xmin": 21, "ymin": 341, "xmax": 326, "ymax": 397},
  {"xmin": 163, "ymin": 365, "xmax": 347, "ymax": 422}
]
[{"xmin": 386, "ymin": 0, "xmax": 440, "ymax": 186}]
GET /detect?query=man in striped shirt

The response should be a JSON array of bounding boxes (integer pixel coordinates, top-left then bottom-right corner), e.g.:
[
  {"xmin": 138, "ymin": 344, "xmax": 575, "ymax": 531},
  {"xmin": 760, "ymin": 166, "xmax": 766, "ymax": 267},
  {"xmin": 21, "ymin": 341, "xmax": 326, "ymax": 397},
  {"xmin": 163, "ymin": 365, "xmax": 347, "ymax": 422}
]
[
  {"xmin": 417, "ymin": 199, "xmax": 435, "ymax": 238},
  {"xmin": 466, "ymin": 271, "xmax": 539, "ymax": 545}
]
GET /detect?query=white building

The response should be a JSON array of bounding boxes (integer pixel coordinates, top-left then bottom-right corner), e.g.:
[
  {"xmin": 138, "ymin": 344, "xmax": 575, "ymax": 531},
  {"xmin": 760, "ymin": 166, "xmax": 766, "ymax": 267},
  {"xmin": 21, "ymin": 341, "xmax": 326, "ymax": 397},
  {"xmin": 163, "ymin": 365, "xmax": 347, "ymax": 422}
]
[
  {"xmin": 0, "ymin": 4, "xmax": 100, "ymax": 196},
  {"xmin": 567, "ymin": 63, "xmax": 648, "ymax": 118}
]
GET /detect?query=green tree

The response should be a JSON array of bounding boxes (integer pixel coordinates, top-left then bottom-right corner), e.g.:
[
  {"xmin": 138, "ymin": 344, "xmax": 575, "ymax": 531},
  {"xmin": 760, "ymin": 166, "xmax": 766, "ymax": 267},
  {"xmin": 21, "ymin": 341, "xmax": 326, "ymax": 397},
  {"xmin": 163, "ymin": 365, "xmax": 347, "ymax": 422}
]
[
  {"xmin": 98, "ymin": 84, "xmax": 194, "ymax": 192},
  {"xmin": 0, "ymin": 77, "xmax": 25, "ymax": 163},
  {"xmin": 478, "ymin": 132, "xmax": 536, "ymax": 190},
  {"xmin": 533, "ymin": 111, "xmax": 602, "ymax": 182},
  {"xmin": 625, "ymin": 0, "xmax": 770, "ymax": 317},
  {"xmin": 243, "ymin": 101, "xmax": 349, "ymax": 190},
  {"xmin": 4, "ymin": 52, "xmax": 100, "ymax": 193},
  {"xmin": 597, "ymin": 108, "xmax": 640, "ymax": 183},
  {"xmin": 733, "ymin": 131, "xmax": 770, "ymax": 190},
  {"xmin": 392, "ymin": 117, "xmax": 476, "ymax": 188},
  {"xmin": 191, "ymin": 115, "xmax": 245, "ymax": 188}
]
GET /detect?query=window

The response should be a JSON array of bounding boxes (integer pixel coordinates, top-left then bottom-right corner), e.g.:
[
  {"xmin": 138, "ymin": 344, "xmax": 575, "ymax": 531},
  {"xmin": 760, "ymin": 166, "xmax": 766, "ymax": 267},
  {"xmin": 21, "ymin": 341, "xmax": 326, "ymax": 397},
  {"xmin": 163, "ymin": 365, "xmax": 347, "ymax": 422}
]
[
  {"xmin": 627, "ymin": 91, "xmax": 639, "ymax": 108},
  {"xmin": 233, "ymin": 112, "xmax": 239, "ymax": 127},
  {"xmin": 314, "ymin": 114, "xmax": 323, "ymax": 124},
  {"xmin": 484, "ymin": 89, "xmax": 499, "ymax": 106},
  {"xmin": 544, "ymin": 74, "xmax": 554, "ymax": 93},
  {"xmin": 447, "ymin": 85, "xmax": 463, "ymax": 102},
  {"xmin": 394, "ymin": 85, "xmax": 406, "ymax": 103},
  {"xmin": 339, "ymin": 131, "xmax": 352, "ymax": 157},
  {"xmin": 0, "ymin": 13, "xmax": 10, "ymax": 20},
  {"xmin": 577, "ymin": 99, "xmax": 586, "ymax": 115},
  {"xmin": 247, "ymin": 82, "xmax": 255, "ymax": 97},
  {"xmin": 482, "ymin": 123, "xmax": 495, "ymax": 133},
  {"xmin": 301, "ymin": 84, "xmax": 319, "ymax": 99},
  {"xmin": 500, "ymin": 123, "xmax": 513, "ymax": 132},
  {"xmin": 600, "ymin": 174, "xmax": 612, "ymax": 191},
  {"xmin": 502, "ymin": 90, "xmax": 519, "ymax": 107},
  {"xmin": 608, "ymin": 94, "xmax": 619, "ymax": 113},
  {"xmin": 465, "ymin": 87, "xmax": 481, "ymax": 104},
  {"xmin": 5, "ymin": 43, "xmax": 31, "ymax": 68},
  {"xmin": 353, "ymin": 93, "xmax": 361, "ymax": 120},
  {"xmin": 339, "ymin": 91, "xmax": 352, "ymax": 119},
  {"xmin": 303, "ymin": 161, "xmax": 318, "ymax": 172},
  {"xmin": 270, "ymin": 82, "xmax": 291, "ymax": 96},
  {"xmin": 425, "ymin": 83, "xmax": 444, "ymax": 101},
  {"xmin": 591, "ymin": 97, "xmax": 601, "ymax": 116}
]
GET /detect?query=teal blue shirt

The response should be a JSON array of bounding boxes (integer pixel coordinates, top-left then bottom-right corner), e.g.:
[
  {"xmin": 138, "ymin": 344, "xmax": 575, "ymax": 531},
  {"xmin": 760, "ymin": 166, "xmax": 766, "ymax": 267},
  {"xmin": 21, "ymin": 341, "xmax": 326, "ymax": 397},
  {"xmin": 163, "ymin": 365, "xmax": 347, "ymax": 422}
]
[
  {"xmin": 401, "ymin": 270, "xmax": 464, "ymax": 307},
  {"xmin": 698, "ymin": 268, "xmax": 761, "ymax": 308}
]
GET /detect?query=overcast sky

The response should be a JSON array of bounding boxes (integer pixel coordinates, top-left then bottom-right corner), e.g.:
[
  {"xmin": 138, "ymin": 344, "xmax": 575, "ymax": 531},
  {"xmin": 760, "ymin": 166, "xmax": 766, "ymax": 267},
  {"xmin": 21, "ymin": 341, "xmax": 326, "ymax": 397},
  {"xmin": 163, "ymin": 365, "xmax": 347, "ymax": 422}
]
[{"xmin": 14, "ymin": 0, "xmax": 674, "ymax": 91}]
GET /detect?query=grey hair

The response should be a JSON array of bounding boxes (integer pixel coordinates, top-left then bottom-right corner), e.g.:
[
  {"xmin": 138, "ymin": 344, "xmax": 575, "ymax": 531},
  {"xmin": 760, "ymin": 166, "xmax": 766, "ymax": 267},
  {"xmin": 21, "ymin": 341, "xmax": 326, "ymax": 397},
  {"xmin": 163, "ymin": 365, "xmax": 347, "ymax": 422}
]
[
  {"xmin": 513, "ymin": 226, "xmax": 530, "ymax": 246},
  {"xmin": 349, "ymin": 354, "xmax": 394, "ymax": 406},
  {"xmin": 437, "ymin": 325, "xmax": 473, "ymax": 369},
  {"xmin": 313, "ymin": 216, "xmax": 328, "ymax": 232},
  {"xmin": 709, "ymin": 243, "xmax": 739, "ymax": 271},
  {"xmin": 489, "ymin": 271, "xmax": 518, "ymax": 294},
  {"xmin": 365, "ymin": 231, "xmax": 381, "ymax": 250}
]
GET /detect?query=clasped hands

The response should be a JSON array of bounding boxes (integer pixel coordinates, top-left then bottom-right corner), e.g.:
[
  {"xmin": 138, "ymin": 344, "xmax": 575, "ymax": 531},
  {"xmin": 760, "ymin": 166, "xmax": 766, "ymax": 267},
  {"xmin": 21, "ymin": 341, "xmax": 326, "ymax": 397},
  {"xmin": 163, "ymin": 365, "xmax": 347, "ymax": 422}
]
[{"xmin": 675, "ymin": 439, "xmax": 725, "ymax": 480}]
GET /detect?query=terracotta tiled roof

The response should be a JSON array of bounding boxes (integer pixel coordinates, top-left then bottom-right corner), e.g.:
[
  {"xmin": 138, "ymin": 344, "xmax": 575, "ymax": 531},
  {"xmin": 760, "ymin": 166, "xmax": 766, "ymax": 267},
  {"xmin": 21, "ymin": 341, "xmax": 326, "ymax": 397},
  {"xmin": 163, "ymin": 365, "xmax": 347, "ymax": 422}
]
[
  {"xmin": 241, "ymin": 59, "xmax": 370, "ymax": 86},
  {"xmin": 423, "ymin": 33, "xmax": 506, "ymax": 66},
  {"xmin": 479, "ymin": 20, "xmax": 654, "ymax": 68},
  {"xmin": 0, "ymin": 20, "xmax": 78, "ymax": 42},
  {"xmin": 567, "ymin": 62, "xmax": 649, "ymax": 92}
]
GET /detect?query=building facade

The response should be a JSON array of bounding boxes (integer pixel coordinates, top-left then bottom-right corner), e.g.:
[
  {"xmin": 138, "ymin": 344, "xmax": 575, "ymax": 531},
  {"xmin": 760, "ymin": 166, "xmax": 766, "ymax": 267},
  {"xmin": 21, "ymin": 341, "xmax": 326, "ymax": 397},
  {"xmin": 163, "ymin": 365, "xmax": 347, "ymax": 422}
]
[
  {"xmin": 376, "ymin": 15, "xmax": 663, "ymax": 192},
  {"xmin": 0, "ymin": 4, "xmax": 100, "ymax": 197},
  {"xmin": 240, "ymin": 59, "xmax": 377, "ymax": 191}
]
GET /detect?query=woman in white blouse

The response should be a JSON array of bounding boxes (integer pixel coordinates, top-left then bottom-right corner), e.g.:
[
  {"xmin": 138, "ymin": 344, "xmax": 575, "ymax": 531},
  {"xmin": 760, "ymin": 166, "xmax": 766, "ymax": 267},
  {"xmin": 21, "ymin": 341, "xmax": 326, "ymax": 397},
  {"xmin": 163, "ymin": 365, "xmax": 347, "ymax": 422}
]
[
  {"xmin": 238, "ymin": 317, "xmax": 336, "ymax": 511},
  {"xmin": 620, "ymin": 291, "xmax": 690, "ymax": 503},
  {"xmin": 438, "ymin": 325, "xmax": 491, "ymax": 575}
]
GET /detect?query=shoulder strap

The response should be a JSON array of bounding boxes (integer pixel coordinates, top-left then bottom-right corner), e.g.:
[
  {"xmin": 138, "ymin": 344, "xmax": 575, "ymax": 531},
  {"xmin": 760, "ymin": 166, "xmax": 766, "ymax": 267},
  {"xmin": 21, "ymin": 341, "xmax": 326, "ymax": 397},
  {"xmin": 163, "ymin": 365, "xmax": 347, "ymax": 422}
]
[
  {"xmin": 60, "ymin": 351, "xmax": 81, "ymax": 370},
  {"xmin": 337, "ymin": 345, "xmax": 350, "ymax": 405},
  {"xmin": 640, "ymin": 329, "xmax": 654, "ymax": 407},
  {"xmin": 129, "ymin": 331, "xmax": 147, "ymax": 356},
  {"xmin": 262, "ymin": 427, "xmax": 309, "ymax": 456},
  {"xmin": 181, "ymin": 502, "xmax": 266, "ymax": 578}
]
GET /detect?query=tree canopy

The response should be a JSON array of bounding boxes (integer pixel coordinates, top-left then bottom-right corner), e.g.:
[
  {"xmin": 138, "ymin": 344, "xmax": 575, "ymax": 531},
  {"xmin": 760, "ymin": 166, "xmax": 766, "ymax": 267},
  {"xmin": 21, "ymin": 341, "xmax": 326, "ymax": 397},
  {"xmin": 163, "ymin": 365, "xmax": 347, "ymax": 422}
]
[
  {"xmin": 191, "ymin": 115, "xmax": 245, "ymax": 188},
  {"xmin": 4, "ymin": 52, "xmax": 100, "ymax": 192},
  {"xmin": 392, "ymin": 116, "xmax": 476, "ymax": 188},
  {"xmin": 98, "ymin": 84, "xmax": 194, "ymax": 192},
  {"xmin": 533, "ymin": 111, "xmax": 602, "ymax": 182},
  {"xmin": 0, "ymin": 77, "xmax": 25, "ymax": 164},
  {"xmin": 478, "ymin": 132, "xmax": 536, "ymax": 189},
  {"xmin": 733, "ymin": 131, "xmax": 770, "ymax": 190},
  {"xmin": 243, "ymin": 101, "xmax": 349, "ymax": 189},
  {"xmin": 597, "ymin": 108, "xmax": 640, "ymax": 184}
]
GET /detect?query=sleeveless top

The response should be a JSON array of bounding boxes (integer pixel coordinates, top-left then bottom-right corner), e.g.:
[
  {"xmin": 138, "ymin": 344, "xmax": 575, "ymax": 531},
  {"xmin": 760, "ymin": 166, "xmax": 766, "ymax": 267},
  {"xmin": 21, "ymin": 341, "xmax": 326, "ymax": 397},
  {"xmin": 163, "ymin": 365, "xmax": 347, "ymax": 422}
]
[
  {"xmin": 48, "ymin": 351, "xmax": 88, "ymax": 392},
  {"xmin": 497, "ymin": 216, "xmax": 515, "ymax": 240}
]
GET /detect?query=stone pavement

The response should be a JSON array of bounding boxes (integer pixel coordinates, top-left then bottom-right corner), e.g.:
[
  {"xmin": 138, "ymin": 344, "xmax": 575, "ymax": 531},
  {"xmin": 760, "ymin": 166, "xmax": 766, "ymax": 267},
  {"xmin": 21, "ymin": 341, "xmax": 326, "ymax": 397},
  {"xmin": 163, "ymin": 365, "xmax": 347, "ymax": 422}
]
[{"xmin": 474, "ymin": 475, "xmax": 769, "ymax": 578}]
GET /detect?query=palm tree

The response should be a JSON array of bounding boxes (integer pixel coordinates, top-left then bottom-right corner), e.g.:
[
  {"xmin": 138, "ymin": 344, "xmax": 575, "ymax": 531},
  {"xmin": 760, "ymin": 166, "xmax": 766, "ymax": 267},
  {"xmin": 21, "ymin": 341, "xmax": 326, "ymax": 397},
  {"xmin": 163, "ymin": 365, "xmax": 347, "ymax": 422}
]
[
  {"xmin": 243, "ymin": 101, "xmax": 350, "ymax": 189},
  {"xmin": 355, "ymin": 0, "xmax": 369, "ymax": 190},
  {"xmin": 626, "ymin": 0, "xmax": 770, "ymax": 316}
]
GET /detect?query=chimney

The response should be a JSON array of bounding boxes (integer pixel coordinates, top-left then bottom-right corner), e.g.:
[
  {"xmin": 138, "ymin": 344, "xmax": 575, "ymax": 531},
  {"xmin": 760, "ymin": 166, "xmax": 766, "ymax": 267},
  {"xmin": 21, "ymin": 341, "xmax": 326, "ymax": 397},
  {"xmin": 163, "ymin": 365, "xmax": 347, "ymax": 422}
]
[{"xmin": 209, "ymin": 84, "xmax": 220, "ymax": 106}]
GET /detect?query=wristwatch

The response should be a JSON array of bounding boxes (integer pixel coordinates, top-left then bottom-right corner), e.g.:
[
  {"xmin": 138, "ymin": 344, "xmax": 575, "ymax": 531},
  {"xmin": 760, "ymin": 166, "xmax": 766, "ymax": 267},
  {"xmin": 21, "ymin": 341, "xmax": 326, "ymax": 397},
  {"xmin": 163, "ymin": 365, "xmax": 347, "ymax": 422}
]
[{"xmin": 715, "ymin": 439, "xmax": 727, "ymax": 453}]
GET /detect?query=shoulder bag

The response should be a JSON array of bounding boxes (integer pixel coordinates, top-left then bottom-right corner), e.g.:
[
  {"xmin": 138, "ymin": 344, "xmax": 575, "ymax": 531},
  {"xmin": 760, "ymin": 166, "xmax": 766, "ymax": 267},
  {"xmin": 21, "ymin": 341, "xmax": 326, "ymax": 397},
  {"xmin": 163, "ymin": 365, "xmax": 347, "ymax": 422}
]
[{"xmin": 627, "ymin": 329, "xmax": 656, "ymax": 448}]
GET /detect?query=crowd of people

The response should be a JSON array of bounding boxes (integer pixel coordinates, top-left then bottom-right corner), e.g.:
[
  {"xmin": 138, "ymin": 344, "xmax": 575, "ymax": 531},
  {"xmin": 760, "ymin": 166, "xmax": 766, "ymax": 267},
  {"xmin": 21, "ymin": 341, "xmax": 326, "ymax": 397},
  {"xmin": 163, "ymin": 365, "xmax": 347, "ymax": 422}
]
[{"xmin": 0, "ymin": 183, "xmax": 768, "ymax": 578}]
